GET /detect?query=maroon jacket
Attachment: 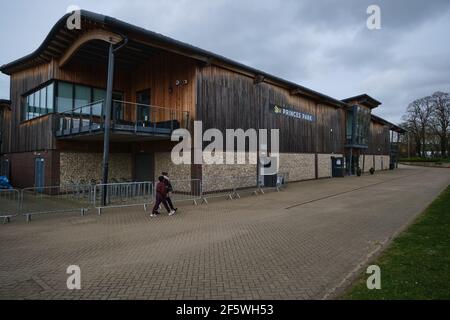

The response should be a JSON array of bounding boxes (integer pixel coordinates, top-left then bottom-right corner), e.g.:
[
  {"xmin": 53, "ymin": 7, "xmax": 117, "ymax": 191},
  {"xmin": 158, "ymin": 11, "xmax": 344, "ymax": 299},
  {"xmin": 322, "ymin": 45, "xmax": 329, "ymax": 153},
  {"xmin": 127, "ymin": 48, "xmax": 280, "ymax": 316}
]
[{"xmin": 156, "ymin": 181, "xmax": 167, "ymax": 197}]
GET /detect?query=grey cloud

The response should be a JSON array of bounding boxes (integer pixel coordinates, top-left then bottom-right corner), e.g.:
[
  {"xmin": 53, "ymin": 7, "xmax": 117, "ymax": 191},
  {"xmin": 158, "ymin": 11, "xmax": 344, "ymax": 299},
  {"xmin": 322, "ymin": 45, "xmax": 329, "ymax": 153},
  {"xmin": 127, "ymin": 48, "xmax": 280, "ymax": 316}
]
[{"xmin": 1, "ymin": 0, "xmax": 450, "ymax": 124}]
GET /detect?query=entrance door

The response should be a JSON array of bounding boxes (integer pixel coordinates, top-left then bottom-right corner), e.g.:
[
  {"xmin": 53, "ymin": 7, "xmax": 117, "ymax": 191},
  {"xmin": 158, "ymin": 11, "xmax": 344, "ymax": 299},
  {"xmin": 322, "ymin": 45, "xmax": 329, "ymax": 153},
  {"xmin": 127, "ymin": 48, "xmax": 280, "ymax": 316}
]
[
  {"xmin": 135, "ymin": 154, "xmax": 154, "ymax": 182},
  {"xmin": 34, "ymin": 157, "xmax": 45, "ymax": 191},
  {"xmin": 136, "ymin": 89, "xmax": 151, "ymax": 124}
]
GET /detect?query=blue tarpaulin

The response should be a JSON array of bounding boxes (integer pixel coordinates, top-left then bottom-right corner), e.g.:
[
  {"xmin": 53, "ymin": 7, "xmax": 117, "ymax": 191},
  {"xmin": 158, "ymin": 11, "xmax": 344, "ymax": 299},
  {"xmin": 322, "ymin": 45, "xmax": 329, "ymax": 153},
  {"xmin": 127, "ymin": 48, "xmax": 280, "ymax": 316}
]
[{"xmin": 0, "ymin": 176, "xmax": 12, "ymax": 189}]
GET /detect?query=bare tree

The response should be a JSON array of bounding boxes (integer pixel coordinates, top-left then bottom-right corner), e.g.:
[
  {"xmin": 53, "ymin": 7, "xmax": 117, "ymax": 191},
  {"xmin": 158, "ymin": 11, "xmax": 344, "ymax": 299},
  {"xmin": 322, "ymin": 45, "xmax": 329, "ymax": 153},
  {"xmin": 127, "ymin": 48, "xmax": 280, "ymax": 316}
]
[
  {"xmin": 402, "ymin": 96, "xmax": 434, "ymax": 157},
  {"xmin": 429, "ymin": 92, "xmax": 450, "ymax": 157}
]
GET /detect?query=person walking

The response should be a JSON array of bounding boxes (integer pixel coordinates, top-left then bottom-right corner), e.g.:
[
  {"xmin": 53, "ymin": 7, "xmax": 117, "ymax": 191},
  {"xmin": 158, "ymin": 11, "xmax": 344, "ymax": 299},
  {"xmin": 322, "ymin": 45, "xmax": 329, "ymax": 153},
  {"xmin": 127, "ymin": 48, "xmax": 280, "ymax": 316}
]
[
  {"xmin": 151, "ymin": 176, "xmax": 175, "ymax": 217},
  {"xmin": 162, "ymin": 171, "xmax": 177, "ymax": 213}
]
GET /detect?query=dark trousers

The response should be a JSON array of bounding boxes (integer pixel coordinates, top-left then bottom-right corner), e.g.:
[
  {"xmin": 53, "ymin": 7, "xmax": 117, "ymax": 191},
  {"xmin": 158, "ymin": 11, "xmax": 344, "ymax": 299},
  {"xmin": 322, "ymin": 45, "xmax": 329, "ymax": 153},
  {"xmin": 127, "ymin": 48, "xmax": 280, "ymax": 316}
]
[
  {"xmin": 152, "ymin": 194, "xmax": 170, "ymax": 214},
  {"xmin": 166, "ymin": 196, "xmax": 175, "ymax": 210}
]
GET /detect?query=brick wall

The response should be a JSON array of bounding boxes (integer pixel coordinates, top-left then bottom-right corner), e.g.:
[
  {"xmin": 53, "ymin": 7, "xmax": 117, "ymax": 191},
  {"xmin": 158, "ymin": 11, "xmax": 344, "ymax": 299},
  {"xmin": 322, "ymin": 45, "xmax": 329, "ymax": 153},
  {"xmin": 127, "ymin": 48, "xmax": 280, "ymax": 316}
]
[{"xmin": 5, "ymin": 150, "xmax": 59, "ymax": 188}]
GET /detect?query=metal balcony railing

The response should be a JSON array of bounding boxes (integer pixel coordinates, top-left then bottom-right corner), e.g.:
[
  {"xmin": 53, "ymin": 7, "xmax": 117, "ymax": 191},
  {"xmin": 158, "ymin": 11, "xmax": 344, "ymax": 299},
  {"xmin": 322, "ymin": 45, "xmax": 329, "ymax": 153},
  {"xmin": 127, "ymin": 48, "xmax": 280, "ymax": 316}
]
[{"xmin": 55, "ymin": 100, "xmax": 190, "ymax": 137}]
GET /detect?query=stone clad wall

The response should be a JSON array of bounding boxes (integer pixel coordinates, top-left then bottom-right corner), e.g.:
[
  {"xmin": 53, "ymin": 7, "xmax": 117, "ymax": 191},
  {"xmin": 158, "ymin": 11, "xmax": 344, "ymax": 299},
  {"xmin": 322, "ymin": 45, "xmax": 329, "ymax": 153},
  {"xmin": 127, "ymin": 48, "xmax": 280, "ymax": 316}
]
[
  {"xmin": 154, "ymin": 152, "xmax": 192, "ymax": 193},
  {"xmin": 279, "ymin": 153, "xmax": 315, "ymax": 181},
  {"xmin": 360, "ymin": 155, "xmax": 374, "ymax": 172},
  {"xmin": 60, "ymin": 152, "xmax": 132, "ymax": 184},
  {"xmin": 374, "ymin": 155, "xmax": 390, "ymax": 171},
  {"xmin": 359, "ymin": 154, "xmax": 389, "ymax": 172},
  {"xmin": 154, "ymin": 152, "xmax": 191, "ymax": 181},
  {"xmin": 318, "ymin": 153, "xmax": 343, "ymax": 178},
  {"xmin": 202, "ymin": 152, "xmax": 257, "ymax": 192}
]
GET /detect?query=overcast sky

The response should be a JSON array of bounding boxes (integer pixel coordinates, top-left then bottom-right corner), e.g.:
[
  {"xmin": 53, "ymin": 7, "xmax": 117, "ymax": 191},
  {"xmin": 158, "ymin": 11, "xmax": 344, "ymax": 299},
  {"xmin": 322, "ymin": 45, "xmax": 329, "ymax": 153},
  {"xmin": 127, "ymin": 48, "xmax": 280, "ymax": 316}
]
[{"xmin": 1, "ymin": 0, "xmax": 449, "ymax": 123}]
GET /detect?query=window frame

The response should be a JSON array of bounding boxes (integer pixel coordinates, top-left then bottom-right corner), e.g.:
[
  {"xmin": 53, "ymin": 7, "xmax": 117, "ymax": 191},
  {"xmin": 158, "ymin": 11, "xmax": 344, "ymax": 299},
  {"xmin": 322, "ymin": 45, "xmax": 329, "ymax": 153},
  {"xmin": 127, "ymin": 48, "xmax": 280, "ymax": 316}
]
[{"xmin": 20, "ymin": 79, "xmax": 124, "ymax": 123}]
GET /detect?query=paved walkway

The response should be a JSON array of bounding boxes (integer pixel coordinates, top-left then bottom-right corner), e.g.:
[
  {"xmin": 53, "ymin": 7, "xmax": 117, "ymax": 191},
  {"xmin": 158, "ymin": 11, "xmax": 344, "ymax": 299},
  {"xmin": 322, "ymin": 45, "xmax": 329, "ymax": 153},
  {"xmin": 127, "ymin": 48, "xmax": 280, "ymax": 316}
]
[{"xmin": 0, "ymin": 165, "xmax": 449, "ymax": 299}]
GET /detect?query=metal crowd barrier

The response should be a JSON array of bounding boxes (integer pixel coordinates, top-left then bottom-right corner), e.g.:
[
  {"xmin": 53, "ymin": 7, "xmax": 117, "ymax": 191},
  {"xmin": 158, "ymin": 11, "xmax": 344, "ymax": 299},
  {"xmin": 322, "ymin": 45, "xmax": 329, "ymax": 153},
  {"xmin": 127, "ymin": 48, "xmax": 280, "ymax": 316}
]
[
  {"xmin": 93, "ymin": 181, "xmax": 153, "ymax": 214},
  {"xmin": 0, "ymin": 172, "xmax": 290, "ymax": 223},
  {"xmin": 21, "ymin": 184, "xmax": 93, "ymax": 222},
  {"xmin": 201, "ymin": 175, "xmax": 259, "ymax": 204},
  {"xmin": 232, "ymin": 175, "xmax": 260, "ymax": 198},
  {"xmin": 0, "ymin": 189, "xmax": 21, "ymax": 223},
  {"xmin": 165, "ymin": 179, "xmax": 202, "ymax": 205},
  {"xmin": 258, "ymin": 171, "xmax": 290, "ymax": 194},
  {"xmin": 201, "ymin": 176, "xmax": 237, "ymax": 204}
]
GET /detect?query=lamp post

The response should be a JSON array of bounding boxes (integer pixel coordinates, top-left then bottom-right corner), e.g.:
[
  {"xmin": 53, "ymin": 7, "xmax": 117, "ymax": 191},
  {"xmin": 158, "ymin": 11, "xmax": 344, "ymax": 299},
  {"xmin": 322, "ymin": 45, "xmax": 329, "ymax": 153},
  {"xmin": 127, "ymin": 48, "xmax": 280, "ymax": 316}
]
[{"xmin": 101, "ymin": 36, "xmax": 128, "ymax": 206}]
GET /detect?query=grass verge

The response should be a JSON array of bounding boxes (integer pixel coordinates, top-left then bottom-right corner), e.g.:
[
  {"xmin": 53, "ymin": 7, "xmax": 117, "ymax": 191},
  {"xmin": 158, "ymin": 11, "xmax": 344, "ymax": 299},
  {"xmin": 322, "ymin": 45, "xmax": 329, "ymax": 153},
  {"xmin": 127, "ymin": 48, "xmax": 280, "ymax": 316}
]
[{"xmin": 342, "ymin": 184, "xmax": 450, "ymax": 299}]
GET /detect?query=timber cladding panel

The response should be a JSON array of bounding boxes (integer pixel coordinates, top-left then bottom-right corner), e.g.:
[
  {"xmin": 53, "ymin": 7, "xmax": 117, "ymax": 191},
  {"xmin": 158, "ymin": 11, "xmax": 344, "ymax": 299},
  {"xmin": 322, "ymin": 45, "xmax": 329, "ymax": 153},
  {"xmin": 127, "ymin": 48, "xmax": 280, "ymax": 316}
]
[
  {"xmin": 8, "ymin": 52, "xmax": 197, "ymax": 155},
  {"xmin": 0, "ymin": 106, "xmax": 11, "ymax": 154},
  {"xmin": 9, "ymin": 62, "xmax": 56, "ymax": 153},
  {"xmin": 196, "ymin": 65, "xmax": 345, "ymax": 154},
  {"xmin": 129, "ymin": 51, "xmax": 197, "ymax": 119},
  {"xmin": 9, "ymin": 59, "xmax": 131, "ymax": 153},
  {"xmin": 368, "ymin": 121, "xmax": 390, "ymax": 155}
]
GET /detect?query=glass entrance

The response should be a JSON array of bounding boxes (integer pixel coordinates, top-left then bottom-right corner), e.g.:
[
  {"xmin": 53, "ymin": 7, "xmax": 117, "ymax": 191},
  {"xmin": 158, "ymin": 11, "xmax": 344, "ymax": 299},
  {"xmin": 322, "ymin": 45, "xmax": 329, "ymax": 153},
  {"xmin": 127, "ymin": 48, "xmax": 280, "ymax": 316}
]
[{"xmin": 345, "ymin": 152, "xmax": 360, "ymax": 175}]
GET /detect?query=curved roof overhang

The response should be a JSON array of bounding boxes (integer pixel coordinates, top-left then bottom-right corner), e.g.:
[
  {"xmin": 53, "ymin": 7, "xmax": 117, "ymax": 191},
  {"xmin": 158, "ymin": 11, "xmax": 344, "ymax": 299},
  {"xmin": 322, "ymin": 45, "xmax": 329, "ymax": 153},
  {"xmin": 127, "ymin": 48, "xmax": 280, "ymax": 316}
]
[{"xmin": 59, "ymin": 29, "xmax": 123, "ymax": 68}]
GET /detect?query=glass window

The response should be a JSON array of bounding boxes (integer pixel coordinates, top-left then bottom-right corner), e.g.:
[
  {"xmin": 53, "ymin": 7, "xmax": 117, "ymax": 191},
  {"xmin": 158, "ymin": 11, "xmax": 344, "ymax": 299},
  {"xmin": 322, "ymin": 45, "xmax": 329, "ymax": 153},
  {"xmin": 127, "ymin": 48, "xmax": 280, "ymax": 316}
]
[
  {"xmin": 22, "ymin": 81, "xmax": 124, "ymax": 121},
  {"xmin": 25, "ymin": 96, "xmax": 32, "ymax": 120},
  {"xmin": 39, "ymin": 87, "xmax": 47, "ymax": 115},
  {"xmin": 46, "ymin": 83, "xmax": 54, "ymax": 112},
  {"xmin": 33, "ymin": 91, "xmax": 40, "ymax": 117},
  {"xmin": 346, "ymin": 111, "xmax": 353, "ymax": 142},
  {"xmin": 56, "ymin": 82, "xmax": 73, "ymax": 113},
  {"xmin": 346, "ymin": 106, "xmax": 371, "ymax": 146},
  {"xmin": 93, "ymin": 88, "xmax": 106, "ymax": 102},
  {"xmin": 74, "ymin": 85, "xmax": 91, "ymax": 109},
  {"xmin": 22, "ymin": 81, "xmax": 57, "ymax": 121},
  {"xmin": 113, "ymin": 92, "xmax": 124, "ymax": 121},
  {"xmin": 92, "ymin": 88, "xmax": 106, "ymax": 116}
]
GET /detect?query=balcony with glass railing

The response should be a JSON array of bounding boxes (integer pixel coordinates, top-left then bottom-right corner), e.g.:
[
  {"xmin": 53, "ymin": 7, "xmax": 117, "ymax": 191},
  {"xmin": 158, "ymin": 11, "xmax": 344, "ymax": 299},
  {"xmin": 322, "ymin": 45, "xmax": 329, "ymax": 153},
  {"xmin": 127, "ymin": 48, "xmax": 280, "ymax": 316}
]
[{"xmin": 55, "ymin": 100, "xmax": 190, "ymax": 140}]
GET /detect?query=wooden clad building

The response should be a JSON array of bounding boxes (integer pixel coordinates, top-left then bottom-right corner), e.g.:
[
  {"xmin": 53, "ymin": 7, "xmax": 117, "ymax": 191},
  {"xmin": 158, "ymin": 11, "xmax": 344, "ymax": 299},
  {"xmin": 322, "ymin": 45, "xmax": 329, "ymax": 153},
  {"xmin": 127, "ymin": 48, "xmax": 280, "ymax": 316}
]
[{"xmin": 0, "ymin": 10, "xmax": 404, "ymax": 188}]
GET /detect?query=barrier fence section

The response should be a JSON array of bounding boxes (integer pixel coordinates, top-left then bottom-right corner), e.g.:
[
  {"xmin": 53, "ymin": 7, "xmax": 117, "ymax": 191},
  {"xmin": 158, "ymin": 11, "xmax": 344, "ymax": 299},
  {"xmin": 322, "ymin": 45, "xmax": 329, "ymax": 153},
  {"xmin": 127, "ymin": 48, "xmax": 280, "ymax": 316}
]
[
  {"xmin": 165, "ymin": 179, "xmax": 202, "ymax": 205},
  {"xmin": 258, "ymin": 171, "xmax": 290, "ymax": 193},
  {"xmin": 232, "ymin": 175, "xmax": 260, "ymax": 198},
  {"xmin": 21, "ymin": 184, "xmax": 93, "ymax": 222},
  {"xmin": 93, "ymin": 181, "xmax": 153, "ymax": 214},
  {"xmin": 201, "ymin": 175, "xmax": 259, "ymax": 204},
  {"xmin": 0, "ymin": 189, "xmax": 21, "ymax": 223},
  {"xmin": 201, "ymin": 176, "xmax": 236, "ymax": 204},
  {"xmin": 1, "ymin": 171, "xmax": 290, "ymax": 223}
]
